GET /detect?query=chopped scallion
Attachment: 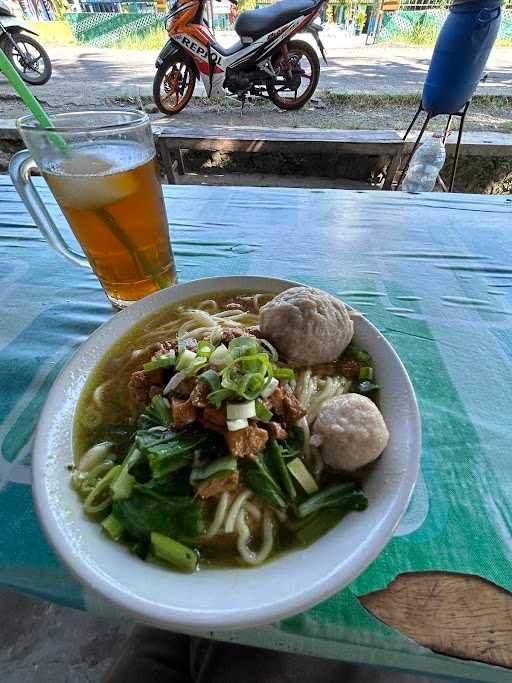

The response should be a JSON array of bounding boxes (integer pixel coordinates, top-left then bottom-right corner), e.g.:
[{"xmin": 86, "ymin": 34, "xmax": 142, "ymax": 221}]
[
  {"xmin": 198, "ymin": 369, "xmax": 221, "ymax": 392},
  {"xmin": 358, "ymin": 380, "xmax": 379, "ymax": 394},
  {"xmin": 273, "ymin": 367, "xmax": 295, "ymax": 381},
  {"xmin": 207, "ymin": 388, "xmax": 236, "ymax": 409},
  {"xmin": 255, "ymin": 399, "xmax": 272, "ymax": 423},
  {"xmin": 260, "ymin": 377, "xmax": 279, "ymax": 399},
  {"xmin": 359, "ymin": 366, "xmax": 374, "ymax": 381},
  {"xmin": 226, "ymin": 400, "xmax": 256, "ymax": 420},
  {"xmin": 176, "ymin": 349, "xmax": 197, "ymax": 371},
  {"xmin": 196, "ymin": 340, "xmax": 212, "ymax": 358},
  {"xmin": 287, "ymin": 458, "xmax": 319, "ymax": 495},
  {"xmin": 143, "ymin": 352, "xmax": 176, "ymax": 372},
  {"xmin": 227, "ymin": 418, "xmax": 249, "ymax": 431},
  {"xmin": 150, "ymin": 532, "xmax": 198, "ymax": 573},
  {"xmin": 209, "ymin": 344, "xmax": 231, "ymax": 368}
]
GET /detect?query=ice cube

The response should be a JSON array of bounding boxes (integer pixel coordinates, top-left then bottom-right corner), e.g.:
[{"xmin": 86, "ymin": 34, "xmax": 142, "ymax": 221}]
[{"xmin": 48, "ymin": 153, "xmax": 138, "ymax": 211}]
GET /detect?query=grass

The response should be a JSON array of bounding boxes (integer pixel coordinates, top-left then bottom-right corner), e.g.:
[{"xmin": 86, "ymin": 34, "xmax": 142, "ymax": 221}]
[
  {"xmin": 27, "ymin": 20, "xmax": 76, "ymax": 46},
  {"xmin": 110, "ymin": 26, "xmax": 167, "ymax": 50},
  {"xmin": 385, "ymin": 34, "xmax": 512, "ymax": 48},
  {"xmin": 324, "ymin": 92, "xmax": 421, "ymax": 107}
]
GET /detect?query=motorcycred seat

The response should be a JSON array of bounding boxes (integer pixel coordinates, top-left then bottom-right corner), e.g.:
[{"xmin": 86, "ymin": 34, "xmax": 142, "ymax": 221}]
[{"xmin": 235, "ymin": 0, "xmax": 317, "ymax": 40}]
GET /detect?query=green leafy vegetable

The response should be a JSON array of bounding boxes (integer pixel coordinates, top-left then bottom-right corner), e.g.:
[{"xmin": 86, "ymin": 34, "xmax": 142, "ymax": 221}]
[
  {"xmin": 137, "ymin": 395, "xmax": 172, "ymax": 430},
  {"xmin": 113, "ymin": 487, "xmax": 204, "ymax": 541},
  {"xmin": 137, "ymin": 468, "xmax": 193, "ymax": 497},
  {"xmin": 190, "ymin": 456, "xmax": 237, "ymax": 485},
  {"xmin": 106, "ymin": 424, "xmax": 134, "ymax": 451},
  {"xmin": 281, "ymin": 426, "xmax": 305, "ymax": 459},
  {"xmin": 264, "ymin": 440, "xmax": 296, "ymax": 500},
  {"xmin": 243, "ymin": 456, "xmax": 287, "ymax": 511},
  {"xmin": 297, "ymin": 483, "xmax": 360, "ymax": 518},
  {"xmin": 136, "ymin": 429, "xmax": 209, "ymax": 479},
  {"xmin": 143, "ymin": 354, "xmax": 175, "ymax": 372},
  {"xmin": 296, "ymin": 494, "xmax": 368, "ymax": 547}
]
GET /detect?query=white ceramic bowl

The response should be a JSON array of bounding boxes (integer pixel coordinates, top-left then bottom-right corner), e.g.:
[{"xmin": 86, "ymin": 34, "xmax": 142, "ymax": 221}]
[{"xmin": 33, "ymin": 276, "xmax": 421, "ymax": 632}]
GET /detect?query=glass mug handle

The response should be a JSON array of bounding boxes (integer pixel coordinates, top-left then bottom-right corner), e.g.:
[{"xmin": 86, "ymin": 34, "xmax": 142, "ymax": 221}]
[{"xmin": 9, "ymin": 150, "xmax": 89, "ymax": 268}]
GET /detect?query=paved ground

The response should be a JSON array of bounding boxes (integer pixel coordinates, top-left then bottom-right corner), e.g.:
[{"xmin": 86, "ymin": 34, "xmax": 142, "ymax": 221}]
[
  {"xmin": 1, "ymin": 587, "xmax": 449, "ymax": 683},
  {"xmin": 0, "ymin": 40, "xmax": 510, "ymax": 117}
]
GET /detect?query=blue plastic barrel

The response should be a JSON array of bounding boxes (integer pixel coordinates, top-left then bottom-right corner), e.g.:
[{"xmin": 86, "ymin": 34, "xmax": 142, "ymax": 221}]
[{"xmin": 422, "ymin": 0, "xmax": 502, "ymax": 115}]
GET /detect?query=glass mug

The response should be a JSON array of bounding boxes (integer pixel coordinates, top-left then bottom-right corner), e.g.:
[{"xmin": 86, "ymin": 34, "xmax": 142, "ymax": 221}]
[{"xmin": 10, "ymin": 110, "xmax": 176, "ymax": 308}]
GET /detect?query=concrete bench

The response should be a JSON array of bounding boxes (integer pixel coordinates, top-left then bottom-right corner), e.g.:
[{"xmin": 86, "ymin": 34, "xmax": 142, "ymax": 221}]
[
  {"xmin": 153, "ymin": 124, "xmax": 405, "ymax": 189},
  {"xmin": 1, "ymin": 117, "xmax": 511, "ymax": 189}
]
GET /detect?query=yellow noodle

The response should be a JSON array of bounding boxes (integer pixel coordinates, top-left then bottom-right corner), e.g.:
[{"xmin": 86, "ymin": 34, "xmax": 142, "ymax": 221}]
[
  {"xmin": 225, "ymin": 489, "xmax": 252, "ymax": 532},
  {"xmin": 206, "ymin": 491, "xmax": 232, "ymax": 539},
  {"xmin": 236, "ymin": 508, "xmax": 274, "ymax": 565}
]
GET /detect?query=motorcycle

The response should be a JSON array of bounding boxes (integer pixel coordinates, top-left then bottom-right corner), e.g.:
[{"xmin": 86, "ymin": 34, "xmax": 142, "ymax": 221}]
[
  {"xmin": 0, "ymin": 0, "xmax": 52, "ymax": 85},
  {"xmin": 153, "ymin": 0, "xmax": 327, "ymax": 115}
]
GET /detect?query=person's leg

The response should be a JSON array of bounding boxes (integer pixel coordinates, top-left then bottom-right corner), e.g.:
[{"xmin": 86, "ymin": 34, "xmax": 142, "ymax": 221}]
[
  {"xmin": 190, "ymin": 636, "xmax": 354, "ymax": 683},
  {"xmin": 104, "ymin": 626, "xmax": 354, "ymax": 683},
  {"xmin": 103, "ymin": 626, "xmax": 191, "ymax": 683}
]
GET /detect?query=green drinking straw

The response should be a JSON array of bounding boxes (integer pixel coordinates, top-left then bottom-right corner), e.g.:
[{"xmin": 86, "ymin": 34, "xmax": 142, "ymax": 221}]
[
  {"xmin": 0, "ymin": 48, "xmax": 167, "ymax": 291},
  {"xmin": 0, "ymin": 47, "xmax": 67, "ymax": 152}
]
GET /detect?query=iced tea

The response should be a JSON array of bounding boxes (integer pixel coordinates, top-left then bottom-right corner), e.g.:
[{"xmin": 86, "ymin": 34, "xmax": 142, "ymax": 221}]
[{"xmin": 43, "ymin": 141, "xmax": 175, "ymax": 307}]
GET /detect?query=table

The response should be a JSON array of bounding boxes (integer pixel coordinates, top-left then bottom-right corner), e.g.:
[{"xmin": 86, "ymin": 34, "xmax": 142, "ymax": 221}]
[{"xmin": 1, "ymin": 177, "xmax": 512, "ymax": 681}]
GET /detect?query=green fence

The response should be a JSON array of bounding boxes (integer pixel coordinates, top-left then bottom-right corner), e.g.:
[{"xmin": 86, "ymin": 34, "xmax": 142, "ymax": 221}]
[
  {"xmin": 377, "ymin": 8, "xmax": 512, "ymax": 44},
  {"xmin": 66, "ymin": 12, "xmax": 164, "ymax": 47}
]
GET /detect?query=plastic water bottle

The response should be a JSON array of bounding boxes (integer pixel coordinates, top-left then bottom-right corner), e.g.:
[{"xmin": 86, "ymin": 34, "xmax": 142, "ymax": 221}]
[{"xmin": 402, "ymin": 134, "xmax": 446, "ymax": 193}]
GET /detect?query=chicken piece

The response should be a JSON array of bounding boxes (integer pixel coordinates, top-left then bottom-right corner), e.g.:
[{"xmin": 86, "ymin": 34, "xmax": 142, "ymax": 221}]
[
  {"xmin": 144, "ymin": 368, "xmax": 164, "ymax": 385},
  {"xmin": 195, "ymin": 471, "xmax": 240, "ymax": 499},
  {"xmin": 337, "ymin": 358, "xmax": 361, "ymax": 380},
  {"xmin": 148, "ymin": 385, "xmax": 164, "ymax": 399},
  {"xmin": 129, "ymin": 369, "xmax": 163, "ymax": 403},
  {"xmin": 128, "ymin": 370, "xmax": 150, "ymax": 402},
  {"xmin": 200, "ymin": 404, "xmax": 227, "ymax": 434},
  {"xmin": 171, "ymin": 397, "xmax": 198, "ymax": 429},
  {"xmin": 267, "ymin": 421, "xmax": 288, "ymax": 440},
  {"xmin": 190, "ymin": 380, "xmax": 209, "ymax": 408},
  {"xmin": 246, "ymin": 325, "xmax": 262, "ymax": 338},
  {"xmin": 152, "ymin": 337, "xmax": 197, "ymax": 360},
  {"xmin": 225, "ymin": 424, "xmax": 268, "ymax": 458},
  {"xmin": 173, "ymin": 377, "xmax": 195, "ymax": 398},
  {"xmin": 282, "ymin": 389, "xmax": 307, "ymax": 425},
  {"xmin": 266, "ymin": 386, "xmax": 306, "ymax": 427},
  {"xmin": 219, "ymin": 327, "xmax": 250, "ymax": 344}
]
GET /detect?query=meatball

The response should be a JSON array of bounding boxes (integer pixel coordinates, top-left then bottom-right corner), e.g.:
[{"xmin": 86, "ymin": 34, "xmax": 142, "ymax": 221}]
[
  {"xmin": 259, "ymin": 287, "xmax": 353, "ymax": 367},
  {"xmin": 313, "ymin": 394, "xmax": 389, "ymax": 472}
]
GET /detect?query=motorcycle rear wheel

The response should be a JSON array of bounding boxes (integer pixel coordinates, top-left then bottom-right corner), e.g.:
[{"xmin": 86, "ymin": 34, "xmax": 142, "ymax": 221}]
[
  {"xmin": 153, "ymin": 54, "xmax": 195, "ymax": 116},
  {"xmin": 268, "ymin": 39, "xmax": 320, "ymax": 111},
  {"xmin": 4, "ymin": 33, "xmax": 52, "ymax": 85}
]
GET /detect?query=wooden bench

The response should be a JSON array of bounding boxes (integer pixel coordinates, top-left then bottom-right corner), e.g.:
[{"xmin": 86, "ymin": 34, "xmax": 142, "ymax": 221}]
[{"xmin": 153, "ymin": 124, "xmax": 405, "ymax": 189}]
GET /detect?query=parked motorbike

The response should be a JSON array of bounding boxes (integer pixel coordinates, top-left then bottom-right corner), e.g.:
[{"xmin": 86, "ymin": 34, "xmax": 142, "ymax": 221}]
[
  {"xmin": 153, "ymin": 0, "xmax": 327, "ymax": 115},
  {"xmin": 0, "ymin": 0, "xmax": 52, "ymax": 85}
]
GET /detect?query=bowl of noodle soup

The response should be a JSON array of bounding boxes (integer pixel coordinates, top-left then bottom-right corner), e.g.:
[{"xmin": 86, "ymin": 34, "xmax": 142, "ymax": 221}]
[{"xmin": 33, "ymin": 276, "xmax": 420, "ymax": 631}]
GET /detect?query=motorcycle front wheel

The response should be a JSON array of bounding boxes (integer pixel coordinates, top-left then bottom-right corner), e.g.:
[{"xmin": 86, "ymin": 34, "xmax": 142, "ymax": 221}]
[
  {"xmin": 4, "ymin": 33, "xmax": 52, "ymax": 85},
  {"xmin": 268, "ymin": 39, "xmax": 320, "ymax": 111},
  {"xmin": 153, "ymin": 54, "xmax": 195, "ymax": 116}
]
